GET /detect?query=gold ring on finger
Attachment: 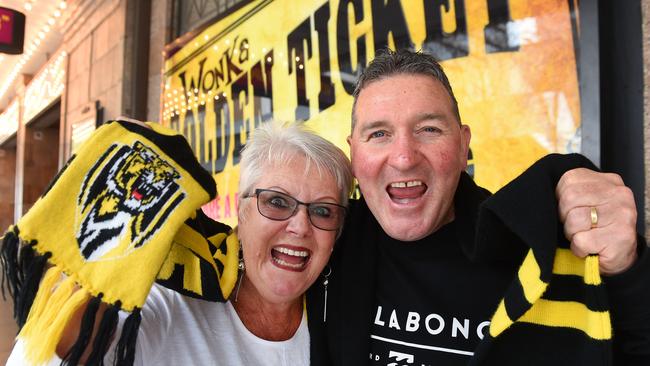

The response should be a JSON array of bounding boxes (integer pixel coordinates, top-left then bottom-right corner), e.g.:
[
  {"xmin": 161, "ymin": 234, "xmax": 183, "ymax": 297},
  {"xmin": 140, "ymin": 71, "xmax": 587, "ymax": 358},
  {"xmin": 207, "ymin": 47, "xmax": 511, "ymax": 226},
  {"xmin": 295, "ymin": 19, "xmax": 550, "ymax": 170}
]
[{"xmin": 590, "ymin": 207, "xmax": 598, "ymax": 229}]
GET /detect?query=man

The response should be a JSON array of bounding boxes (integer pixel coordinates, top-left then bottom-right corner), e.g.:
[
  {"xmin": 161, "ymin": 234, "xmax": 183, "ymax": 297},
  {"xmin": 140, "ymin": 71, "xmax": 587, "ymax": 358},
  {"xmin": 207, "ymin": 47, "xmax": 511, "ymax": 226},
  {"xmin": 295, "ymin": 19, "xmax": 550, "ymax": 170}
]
[{"xmin": 307, "ymin": 49, "xmax": 649, "ymax": 365}]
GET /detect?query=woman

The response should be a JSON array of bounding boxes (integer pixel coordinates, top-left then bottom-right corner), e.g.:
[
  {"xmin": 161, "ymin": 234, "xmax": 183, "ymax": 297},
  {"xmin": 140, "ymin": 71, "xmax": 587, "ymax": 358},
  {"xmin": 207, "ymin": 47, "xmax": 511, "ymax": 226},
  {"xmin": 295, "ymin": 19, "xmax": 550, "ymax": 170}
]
[{"xmin": 7, "ymin": 120, "xmax": 353, "ymax": 365}]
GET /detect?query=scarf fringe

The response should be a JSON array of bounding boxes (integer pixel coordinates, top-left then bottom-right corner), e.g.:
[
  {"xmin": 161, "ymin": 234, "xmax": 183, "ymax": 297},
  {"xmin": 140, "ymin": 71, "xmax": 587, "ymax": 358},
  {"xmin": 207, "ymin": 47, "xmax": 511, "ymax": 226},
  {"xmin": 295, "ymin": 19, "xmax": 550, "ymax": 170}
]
[
  {"xmin": 2, "ymin": 228, "xmax": 142, "ymax": 366},
  {"xmin": 61, "ymin": 294, "xmax": 102, "ymax": 365},
  {"xmin": 16, "ymin": 249, "xmax": 50, "ymax": 327},
  {"xmin": 1, "ymin": 226, "xmax": 20, "ymax": 300},
  {"xmin": 86, "ymin": 301, "xmax": 120, "ymax": 365},
  {"xmin": 20, "ymin": 270, "xmax": 89, "ymax": 365},
  {"xmin": 19, "ymin": 265, "xmax": 65, "ymax": 339},
  {"xmin": 20, "ymin": 272, "xmax": 139, "ymax": 366},
  {"xmin": 114, "ymin": 308, "xmax": 142, "ymax": 365},
  {"xmin": 60, "ymin": 296, "xmax": 141, "ymax": 366},
  {"xmin": 1, "ymin": 226, "xmax": 52, "ymax": 328}
]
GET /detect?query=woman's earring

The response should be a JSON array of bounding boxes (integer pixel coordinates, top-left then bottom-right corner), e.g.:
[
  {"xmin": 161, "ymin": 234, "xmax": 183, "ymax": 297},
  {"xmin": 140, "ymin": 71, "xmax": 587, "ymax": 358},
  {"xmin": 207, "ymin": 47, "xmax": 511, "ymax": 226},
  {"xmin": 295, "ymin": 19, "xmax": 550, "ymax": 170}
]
[
  {"xmin": 235, "ymin": 246, "xmax": 245, "ymax": 302},
  {"xmin": 322, "ymin": 265, "xmax": 332, "ymax": 322}
]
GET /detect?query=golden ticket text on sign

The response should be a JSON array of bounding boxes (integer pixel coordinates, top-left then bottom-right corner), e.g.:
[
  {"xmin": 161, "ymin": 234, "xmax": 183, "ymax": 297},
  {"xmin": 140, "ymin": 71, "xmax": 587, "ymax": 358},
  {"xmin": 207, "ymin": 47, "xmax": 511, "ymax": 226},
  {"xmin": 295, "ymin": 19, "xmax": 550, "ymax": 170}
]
[{"xmin": 162, "ymin": 0, "xmax": 580, "ymax": 226}]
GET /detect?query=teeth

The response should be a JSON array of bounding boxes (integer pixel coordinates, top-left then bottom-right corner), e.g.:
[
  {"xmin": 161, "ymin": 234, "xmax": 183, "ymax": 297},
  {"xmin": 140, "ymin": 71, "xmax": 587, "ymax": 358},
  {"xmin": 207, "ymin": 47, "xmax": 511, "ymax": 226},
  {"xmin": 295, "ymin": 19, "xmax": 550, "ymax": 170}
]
[
  {"xmin": 276, "ymin": 247, "xmax": 309, "ymax": 257},
  {"xmin": 272, "ymin": 257, "xmax": 305, "ymax": 268},
  {"xmin": 390, "ymin": 181, "xmax": 423, "ymax": 188}
]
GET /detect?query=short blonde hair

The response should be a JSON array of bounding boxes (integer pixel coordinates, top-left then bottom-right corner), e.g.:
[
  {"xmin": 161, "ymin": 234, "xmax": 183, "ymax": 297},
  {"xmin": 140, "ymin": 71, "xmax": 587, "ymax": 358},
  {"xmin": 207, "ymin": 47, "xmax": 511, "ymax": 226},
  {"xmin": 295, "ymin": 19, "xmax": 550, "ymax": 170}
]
[{"xmin": 238, "ymin": 121, "xmax": 353, "ymax": 216}]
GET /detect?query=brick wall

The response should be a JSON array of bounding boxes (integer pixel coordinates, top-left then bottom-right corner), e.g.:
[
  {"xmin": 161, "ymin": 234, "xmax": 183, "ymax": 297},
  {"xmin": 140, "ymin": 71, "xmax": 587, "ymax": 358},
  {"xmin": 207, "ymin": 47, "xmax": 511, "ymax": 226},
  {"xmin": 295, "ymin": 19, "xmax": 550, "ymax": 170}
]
[
  {"xmin": 0, "ymin": 297, "xmax": 17, "ymax": 364},
  {"xmin": 22, "ymin": 125, "xmax": 60, "ymax": 213},
  {"xmin": 0, "ymin": 147, "xmax": 16, "ymax": 232},
  {"xmin": 0, "ymin": 147, "xmax": 17, "ymax": 365}
]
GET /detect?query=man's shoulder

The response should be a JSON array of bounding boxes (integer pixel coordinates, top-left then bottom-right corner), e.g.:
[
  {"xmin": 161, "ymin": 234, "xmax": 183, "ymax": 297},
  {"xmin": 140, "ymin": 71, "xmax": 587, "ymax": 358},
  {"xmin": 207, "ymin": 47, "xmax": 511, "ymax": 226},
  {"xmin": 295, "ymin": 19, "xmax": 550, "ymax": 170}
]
[
  {"xmin": 347, "ymin": 196, "xmax": 366, "ymax": 212},
  {"xmin": 334, "ymin": 198, "xmax": 380, "ymax": 257},
  {"xmin": 344, "ymin": 197, "xmax": 379, "ymax": 229}
]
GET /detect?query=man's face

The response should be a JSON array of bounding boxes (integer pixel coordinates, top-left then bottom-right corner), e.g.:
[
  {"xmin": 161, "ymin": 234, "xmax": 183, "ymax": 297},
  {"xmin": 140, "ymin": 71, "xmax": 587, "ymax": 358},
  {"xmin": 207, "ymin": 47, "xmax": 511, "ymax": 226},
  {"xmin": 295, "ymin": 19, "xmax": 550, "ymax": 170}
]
[{"xmin": 348, "ymin": 74, "xmax": 471, "ymax": 241}]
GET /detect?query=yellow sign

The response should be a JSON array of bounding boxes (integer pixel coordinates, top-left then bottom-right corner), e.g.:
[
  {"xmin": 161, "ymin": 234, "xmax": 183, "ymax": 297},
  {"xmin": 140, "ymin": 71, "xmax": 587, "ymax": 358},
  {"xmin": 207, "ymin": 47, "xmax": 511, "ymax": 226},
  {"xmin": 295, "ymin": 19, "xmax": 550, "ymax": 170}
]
[{"xmin": 162, "ymin": 0, "xmax": 581, "ymax": 226}]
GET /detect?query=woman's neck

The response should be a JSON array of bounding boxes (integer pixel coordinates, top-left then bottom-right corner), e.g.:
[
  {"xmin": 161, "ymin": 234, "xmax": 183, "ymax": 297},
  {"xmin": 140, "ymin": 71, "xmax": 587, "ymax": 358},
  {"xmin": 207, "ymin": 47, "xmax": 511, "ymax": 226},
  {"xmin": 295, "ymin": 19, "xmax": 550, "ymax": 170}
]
[{"xmin": 231, "ymin": 276, "xmax": 303, "ymax": 341}]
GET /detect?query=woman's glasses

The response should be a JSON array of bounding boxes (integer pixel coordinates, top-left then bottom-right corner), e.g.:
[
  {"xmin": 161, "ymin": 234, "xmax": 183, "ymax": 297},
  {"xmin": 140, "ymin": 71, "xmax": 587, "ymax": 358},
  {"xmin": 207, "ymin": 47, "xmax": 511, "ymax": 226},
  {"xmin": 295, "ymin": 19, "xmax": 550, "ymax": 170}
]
[{"xmin": 246, "ymin": 189, "xmax": 347, "ymax": 231}]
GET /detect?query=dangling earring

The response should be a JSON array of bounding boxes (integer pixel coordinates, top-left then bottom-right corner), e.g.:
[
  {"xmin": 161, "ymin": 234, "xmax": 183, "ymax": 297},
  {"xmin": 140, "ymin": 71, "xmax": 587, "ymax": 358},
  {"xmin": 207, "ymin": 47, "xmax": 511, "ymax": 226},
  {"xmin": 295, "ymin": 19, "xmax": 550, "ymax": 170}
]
[
  {"xmin": 322, "ymin": 265, "xmax": 331, "ymax": 322},
  {"xmin": 235, "ymin": 245, "xmax": 245, "ymax": 302}
]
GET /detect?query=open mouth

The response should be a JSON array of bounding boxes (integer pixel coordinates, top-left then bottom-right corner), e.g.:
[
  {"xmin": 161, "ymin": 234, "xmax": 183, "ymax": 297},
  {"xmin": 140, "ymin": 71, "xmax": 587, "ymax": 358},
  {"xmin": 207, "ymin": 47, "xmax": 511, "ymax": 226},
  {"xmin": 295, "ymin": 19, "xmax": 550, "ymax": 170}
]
[
  {"xmin": 386, "ymin": 180, "xmax": 428, "ymax": 202},
  {"xmin": 130, "ymin": 174, "xmax": 159, "ymax": 201},
  {"xmin": 130, "ymin": 175, "xmax": 147, "ymax": 201},
  {"xmin": 131, "ymin": 189, "xmax": 143, "ymax": 200},
  {"xmin": 271, "ymin": 246, "xmax": 311, "ymax": 272}
]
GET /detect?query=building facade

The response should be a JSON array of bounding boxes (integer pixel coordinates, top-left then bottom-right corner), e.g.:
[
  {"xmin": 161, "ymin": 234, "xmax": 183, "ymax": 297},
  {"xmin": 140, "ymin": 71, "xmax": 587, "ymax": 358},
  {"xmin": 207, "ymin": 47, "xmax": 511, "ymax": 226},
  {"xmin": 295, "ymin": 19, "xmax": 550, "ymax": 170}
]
[{"xmin": 2, "ymin": 0, "xmax": 646, "ymax": 229}]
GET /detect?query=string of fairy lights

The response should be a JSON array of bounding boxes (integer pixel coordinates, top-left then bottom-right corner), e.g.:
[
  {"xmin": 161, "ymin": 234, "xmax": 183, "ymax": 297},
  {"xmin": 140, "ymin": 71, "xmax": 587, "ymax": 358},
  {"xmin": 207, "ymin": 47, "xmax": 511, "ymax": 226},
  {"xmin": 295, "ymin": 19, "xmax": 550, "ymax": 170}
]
[
  {"xmin": 161, "ymin": 37, "xmax": 306, "ymax": 121},
  {"xmin": 2, "ymin": 1, "xmax": 310, "ymax": 121},
  {"xmin": 0, "ymin": 1, "xmax": 68, "ymax": 107}
]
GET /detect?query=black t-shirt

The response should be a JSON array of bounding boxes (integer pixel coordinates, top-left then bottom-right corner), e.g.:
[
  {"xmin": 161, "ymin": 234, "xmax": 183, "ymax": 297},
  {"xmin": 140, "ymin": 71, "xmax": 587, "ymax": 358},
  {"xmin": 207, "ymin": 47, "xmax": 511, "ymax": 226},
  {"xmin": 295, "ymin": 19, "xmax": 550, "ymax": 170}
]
[
  {"xmin": 369, "ymin": 220, "xmax": 516, "ymax": 366},
  {"xmin": 313, "ymin": 166, "xmax": 650, "ymax": 366}
]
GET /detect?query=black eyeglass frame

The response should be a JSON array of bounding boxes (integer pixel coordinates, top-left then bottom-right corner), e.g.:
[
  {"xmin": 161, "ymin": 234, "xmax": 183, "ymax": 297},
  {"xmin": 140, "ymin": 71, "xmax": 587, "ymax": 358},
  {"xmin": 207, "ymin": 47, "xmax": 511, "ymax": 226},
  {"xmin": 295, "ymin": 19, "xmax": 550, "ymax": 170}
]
[{"xmin": 245, "ymin": 188, "xmax": 347, "ymax": 231}]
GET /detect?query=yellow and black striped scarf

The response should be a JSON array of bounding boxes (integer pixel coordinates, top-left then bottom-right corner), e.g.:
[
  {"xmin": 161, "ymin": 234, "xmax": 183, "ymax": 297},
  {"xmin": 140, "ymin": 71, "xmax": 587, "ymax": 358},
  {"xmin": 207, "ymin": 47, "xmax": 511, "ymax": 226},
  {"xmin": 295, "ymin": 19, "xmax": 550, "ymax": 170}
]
[
  {"xmin": 0, "ymin": 120, "xmax": 239, "ymax": 365},
  {"xmin": 469, "ymin": 154, "xmax": 612, "ymax": 365}
]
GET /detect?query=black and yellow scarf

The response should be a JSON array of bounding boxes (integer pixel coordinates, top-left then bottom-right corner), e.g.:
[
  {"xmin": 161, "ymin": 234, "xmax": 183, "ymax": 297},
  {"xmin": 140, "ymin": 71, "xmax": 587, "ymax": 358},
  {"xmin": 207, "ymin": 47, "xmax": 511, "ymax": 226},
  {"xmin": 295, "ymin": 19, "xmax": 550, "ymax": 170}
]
[
  {"xmin": 0, "ymin": 120, "xmax": 239, "ymax": 365},
  {"xmin": 468, "ymin": 154, "xmax": 613, "ymax": 364}
]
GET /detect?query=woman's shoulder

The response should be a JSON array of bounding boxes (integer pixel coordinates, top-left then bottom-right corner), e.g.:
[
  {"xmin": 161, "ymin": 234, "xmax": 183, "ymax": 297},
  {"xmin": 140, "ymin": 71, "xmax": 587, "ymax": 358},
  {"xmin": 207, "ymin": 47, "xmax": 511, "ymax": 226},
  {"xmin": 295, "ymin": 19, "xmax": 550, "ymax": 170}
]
[{"xmin": 145, "ymin": 284, "xmax": 233, "ymax": 327}]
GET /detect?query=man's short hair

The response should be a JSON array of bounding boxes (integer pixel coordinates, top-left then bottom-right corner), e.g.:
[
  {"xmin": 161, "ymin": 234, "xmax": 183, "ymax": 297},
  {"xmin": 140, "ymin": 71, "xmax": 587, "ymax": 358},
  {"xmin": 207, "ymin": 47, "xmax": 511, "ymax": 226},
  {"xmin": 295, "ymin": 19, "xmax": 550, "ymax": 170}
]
[{"xmin": 351, "ymin": 48, "xmax": 461, "ymax": 130}]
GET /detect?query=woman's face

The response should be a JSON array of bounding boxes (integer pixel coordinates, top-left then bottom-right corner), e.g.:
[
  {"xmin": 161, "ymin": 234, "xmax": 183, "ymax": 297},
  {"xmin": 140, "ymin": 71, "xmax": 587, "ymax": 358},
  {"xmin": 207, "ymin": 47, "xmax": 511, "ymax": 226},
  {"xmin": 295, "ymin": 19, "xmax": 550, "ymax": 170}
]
[{"xmin": 238, "ymin": 155, "xmax": 341, "ymax": 305}]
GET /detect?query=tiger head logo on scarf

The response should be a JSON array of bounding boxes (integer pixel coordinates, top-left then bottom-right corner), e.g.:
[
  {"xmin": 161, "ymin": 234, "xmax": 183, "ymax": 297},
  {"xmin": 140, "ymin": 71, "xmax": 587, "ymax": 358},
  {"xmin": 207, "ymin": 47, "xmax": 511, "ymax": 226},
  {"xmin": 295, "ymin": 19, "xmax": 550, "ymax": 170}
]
[{"xmin": 75, "ymin": 141, "xmax": 186, "ymax": 261}]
